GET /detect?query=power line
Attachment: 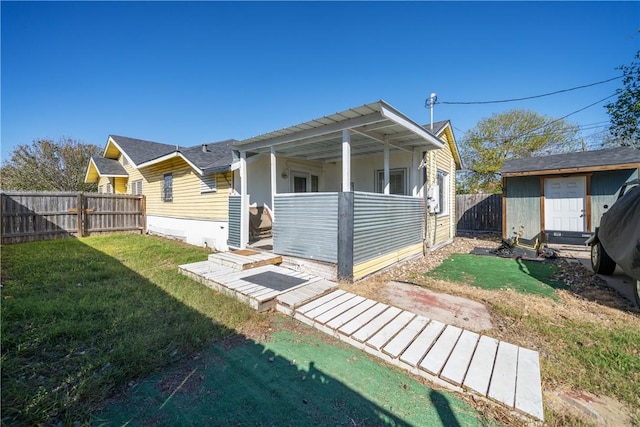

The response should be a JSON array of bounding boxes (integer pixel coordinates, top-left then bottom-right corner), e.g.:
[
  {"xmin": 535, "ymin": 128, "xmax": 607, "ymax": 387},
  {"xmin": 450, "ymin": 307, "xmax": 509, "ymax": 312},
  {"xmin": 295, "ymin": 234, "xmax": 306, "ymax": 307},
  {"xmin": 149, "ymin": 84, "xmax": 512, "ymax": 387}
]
[
  {"xmin": 508, "ymin": 93, "xmax": 618, "ymax": 141},
  {"xmin": 436, "ymin": 76, "xmax": 622, "ymax": 105}
]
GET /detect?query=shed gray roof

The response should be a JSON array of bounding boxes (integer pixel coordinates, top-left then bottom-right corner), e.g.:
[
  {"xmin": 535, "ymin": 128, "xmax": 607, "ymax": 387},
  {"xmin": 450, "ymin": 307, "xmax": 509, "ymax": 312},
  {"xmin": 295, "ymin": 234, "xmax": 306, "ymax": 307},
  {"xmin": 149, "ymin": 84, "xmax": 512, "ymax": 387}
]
[
  {"xmin": 91, "ymin": 156, "xmax": 127, "ymax": 176},
  {"xmin": 501, "ymin": 147, "xmax": 640, "ymax": 176}
]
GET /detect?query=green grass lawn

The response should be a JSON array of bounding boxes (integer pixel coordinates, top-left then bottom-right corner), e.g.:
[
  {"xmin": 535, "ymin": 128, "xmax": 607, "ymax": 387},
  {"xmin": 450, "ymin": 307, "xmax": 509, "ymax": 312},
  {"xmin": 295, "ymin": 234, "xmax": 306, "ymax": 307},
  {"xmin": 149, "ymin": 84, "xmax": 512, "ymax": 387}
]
[
  {"xmin": 2, "ymin": 234, "xmax": 489, "ymax": 427},
  {"xmin": 1, "ymin": 234, "xmax": 256, "ymax": 426},
  {"xmin": 425, "ymin": 253, "xmax": 567, "ymax": 299}
]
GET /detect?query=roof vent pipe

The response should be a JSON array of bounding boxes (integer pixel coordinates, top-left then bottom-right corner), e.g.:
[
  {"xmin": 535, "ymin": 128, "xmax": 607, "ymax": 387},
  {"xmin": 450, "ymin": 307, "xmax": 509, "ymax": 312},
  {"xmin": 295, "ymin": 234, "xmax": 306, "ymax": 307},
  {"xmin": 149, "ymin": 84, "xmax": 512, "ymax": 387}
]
[
  {"xmin": 202, "ymin": 143, "xmax": 208, "ymax": 153},
  {"xmin": 428, "ymin": 92, "xmax": 437, "ymax": 131}
]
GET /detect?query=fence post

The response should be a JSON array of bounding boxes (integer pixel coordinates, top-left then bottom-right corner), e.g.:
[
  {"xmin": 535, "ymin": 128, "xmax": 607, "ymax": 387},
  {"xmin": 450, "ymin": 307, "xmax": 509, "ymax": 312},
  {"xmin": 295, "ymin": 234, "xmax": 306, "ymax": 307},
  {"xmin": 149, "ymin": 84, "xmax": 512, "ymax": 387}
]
[
  {"xmin": 77, "ymin": 193, "xmax": 84, "ymax": 237},
  {"xmin": 141, "ymin": 195, "xmax": 146, "ymax": 234}
]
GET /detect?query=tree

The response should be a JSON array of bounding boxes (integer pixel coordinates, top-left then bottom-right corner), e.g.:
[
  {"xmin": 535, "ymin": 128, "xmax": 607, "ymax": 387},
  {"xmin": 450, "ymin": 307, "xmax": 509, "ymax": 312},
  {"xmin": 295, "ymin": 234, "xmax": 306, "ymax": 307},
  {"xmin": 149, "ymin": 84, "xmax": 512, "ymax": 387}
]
[
  {"xmin": 459, "ymin": 109, "xmax": 580, "ymax": 193},
  {"xmin": 605, "ymin": 50, "xmax": 640, "ymax": 148},
  {"xmin": 0, "ymin": 137, "xmax": 101, "ymax": 191}
]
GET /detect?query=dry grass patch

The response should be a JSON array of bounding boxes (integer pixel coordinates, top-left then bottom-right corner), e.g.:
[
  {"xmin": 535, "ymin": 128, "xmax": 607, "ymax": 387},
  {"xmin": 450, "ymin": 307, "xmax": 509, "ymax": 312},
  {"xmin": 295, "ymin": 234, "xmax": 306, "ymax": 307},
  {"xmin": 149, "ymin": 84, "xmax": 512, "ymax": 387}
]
[{"xmin": 345, "ymin": 235, "xmax": 640, "ymax": 425}]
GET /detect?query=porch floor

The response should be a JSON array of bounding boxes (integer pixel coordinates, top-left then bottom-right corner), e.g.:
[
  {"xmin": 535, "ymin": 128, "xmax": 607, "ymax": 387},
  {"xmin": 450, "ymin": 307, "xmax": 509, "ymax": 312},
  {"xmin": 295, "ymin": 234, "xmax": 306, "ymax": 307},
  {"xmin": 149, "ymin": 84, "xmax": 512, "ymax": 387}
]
[{"xmin": 178, "ymin": 251, "xmax": 543, "ymax": 421}]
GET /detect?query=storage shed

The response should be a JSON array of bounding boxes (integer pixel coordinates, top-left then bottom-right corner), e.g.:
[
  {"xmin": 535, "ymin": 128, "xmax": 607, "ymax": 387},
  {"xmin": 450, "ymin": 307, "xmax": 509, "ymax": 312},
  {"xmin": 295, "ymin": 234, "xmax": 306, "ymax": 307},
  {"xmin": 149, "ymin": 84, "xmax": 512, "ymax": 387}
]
[{"xmin": 501, "ymin": 147, "xmax": 640, "ymax": 245}]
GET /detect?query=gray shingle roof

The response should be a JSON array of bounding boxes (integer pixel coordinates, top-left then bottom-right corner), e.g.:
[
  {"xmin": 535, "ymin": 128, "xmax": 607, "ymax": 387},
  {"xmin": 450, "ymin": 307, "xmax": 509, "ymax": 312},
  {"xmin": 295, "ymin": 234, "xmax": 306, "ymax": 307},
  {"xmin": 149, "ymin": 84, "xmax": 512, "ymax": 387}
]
[
  {"xmin": 180, "ymin": 139, "xmax": 236, "ymax": 174},
  {"xmin": 501, "ymin": 147, "xmax": 640, "ymax": 175},
  {"xmin": 422, "ymin": 120, "xmax": 449, "ymax": 136},
  {"xmin": 107, "ymin": 135, "xmax": 235, "ymax": 173},
  {"xmin": 91, "ymin": 156, "xmax": 127, "ymax": 176},
  {"xmin": 109, "ymin": 135, "xmax": 180, "ymax": 165}
]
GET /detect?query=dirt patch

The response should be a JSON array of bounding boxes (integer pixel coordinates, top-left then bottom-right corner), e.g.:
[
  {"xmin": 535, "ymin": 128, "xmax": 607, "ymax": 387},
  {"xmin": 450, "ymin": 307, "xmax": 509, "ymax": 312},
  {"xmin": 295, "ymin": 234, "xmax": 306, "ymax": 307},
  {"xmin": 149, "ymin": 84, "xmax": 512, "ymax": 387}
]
[
  {"xmin": 545, "ymin": 389, "xmax": 635, "ymax": 426},
  {"xmin": 382, "ymin": 281, "xmax": 493, "ymax": 331}
]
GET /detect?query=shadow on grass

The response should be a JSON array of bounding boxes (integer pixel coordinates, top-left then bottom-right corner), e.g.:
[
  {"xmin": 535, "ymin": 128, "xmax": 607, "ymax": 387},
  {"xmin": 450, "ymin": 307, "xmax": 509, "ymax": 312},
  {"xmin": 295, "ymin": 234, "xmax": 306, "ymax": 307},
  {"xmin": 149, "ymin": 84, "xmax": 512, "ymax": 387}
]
[
  {"xmin": 93, "ymin": 326, "xmax": 483, "ymax": 426},
  {"xmin": 2, "ymin": 235, "xmax": 483, "ymax": 427}
]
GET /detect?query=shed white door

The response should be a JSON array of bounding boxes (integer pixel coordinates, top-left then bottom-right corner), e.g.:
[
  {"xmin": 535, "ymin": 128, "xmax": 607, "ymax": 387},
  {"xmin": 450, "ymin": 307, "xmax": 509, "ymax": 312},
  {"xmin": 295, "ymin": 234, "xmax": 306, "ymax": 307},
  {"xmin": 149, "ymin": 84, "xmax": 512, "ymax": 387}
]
[{"xmin": 544, "ymin": 177, "xmax": 586, "ymax": 231}]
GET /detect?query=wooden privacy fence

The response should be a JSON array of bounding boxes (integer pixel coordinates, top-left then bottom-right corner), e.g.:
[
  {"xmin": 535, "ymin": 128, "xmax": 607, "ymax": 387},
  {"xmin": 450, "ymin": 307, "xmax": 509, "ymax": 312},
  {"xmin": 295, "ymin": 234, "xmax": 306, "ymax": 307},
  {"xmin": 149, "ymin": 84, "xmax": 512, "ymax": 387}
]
[
  {"xmin": 1, "ymin": 192, "xmax": 146, "ymax": 244},
  {"xmin": 456, "ymin": 193, "xmax": 502, "ymax": 233}
]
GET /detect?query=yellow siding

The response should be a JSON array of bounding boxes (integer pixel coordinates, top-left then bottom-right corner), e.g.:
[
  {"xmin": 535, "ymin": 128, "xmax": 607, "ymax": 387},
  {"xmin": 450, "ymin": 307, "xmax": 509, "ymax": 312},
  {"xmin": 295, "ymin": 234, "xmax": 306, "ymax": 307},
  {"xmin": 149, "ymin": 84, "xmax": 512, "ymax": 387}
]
[
  {"xmin": 98, "ymin": 176, "xmax": 111, "ymax": 193},
  {"xmin": 138, "ymin": 157, "xmax": 230, "ymax": 221},
  {"xmin": 353, "ymin": 243, "xmax": 423, "ymax": 280},
  {"xmin": 114, "ymin": 177, "xmax": 127, "ymax": 194},
  {"xmin": 427, "ymin": 139, "xmax": 457, "ymax": 247}
]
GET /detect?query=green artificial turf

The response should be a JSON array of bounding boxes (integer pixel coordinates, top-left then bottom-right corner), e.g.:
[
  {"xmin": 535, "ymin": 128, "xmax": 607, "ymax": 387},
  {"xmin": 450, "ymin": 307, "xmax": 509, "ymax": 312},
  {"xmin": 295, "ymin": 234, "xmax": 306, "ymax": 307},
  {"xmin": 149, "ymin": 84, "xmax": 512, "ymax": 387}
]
[
  {"xmin": 425, "ymin": 253, "xmax": 567, "ymax": 299},
  {"xmin": 93, "ymin": 326, "xmax": 488, "ymax": 426}
]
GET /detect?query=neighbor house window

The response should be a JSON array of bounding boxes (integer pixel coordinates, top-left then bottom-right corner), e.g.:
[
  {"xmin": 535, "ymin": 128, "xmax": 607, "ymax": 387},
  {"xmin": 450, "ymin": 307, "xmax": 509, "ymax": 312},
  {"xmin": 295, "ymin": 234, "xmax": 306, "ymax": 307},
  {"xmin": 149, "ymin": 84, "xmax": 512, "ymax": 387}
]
[
  {"xmin": 200, "ymin": 174, "xmax": 217, "ymax": 193},
  {"xmin": 131, "ymin": 179, "xmax": 143, "ymax": 195},
  {"xmin": 105, "ymin": 181, "xmax": 113, "ymax": 194},
  {"xmin": 437, "ymin": 170, "xmax": 449, "ymax": 215},
  {"xmin": 163, "ymin": 173, "xmax": 173, "ymax": 202},
  {"xmin": 376, "ymin": 168, "xmax": 406, "ymax": 195}
]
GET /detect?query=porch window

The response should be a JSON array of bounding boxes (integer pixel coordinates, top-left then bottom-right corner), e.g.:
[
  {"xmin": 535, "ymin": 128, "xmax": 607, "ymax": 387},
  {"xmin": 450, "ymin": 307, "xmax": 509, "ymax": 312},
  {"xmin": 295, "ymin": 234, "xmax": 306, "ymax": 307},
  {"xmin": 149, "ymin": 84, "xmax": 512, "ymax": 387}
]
[
  {"xmin": 291, "ymin": 172, "xmax": 319, "ymax": 192},
  {"xmin": 163, "ymin": 173, "xmax": 173, "ymax": 202},
  {"xmin": 437, "ymin": 170, "xmax": 449, "ymax": 215},
  {"xmin": 200, "ymin": 174, "xmax": 217, "ymax": 193},
  {"xmin": 376, "ymin": 168, "xmax": 406, "ymax": 195},
  {"xmin": 131, "ymin": 179, "xmax": 143, "ymax": 195}
]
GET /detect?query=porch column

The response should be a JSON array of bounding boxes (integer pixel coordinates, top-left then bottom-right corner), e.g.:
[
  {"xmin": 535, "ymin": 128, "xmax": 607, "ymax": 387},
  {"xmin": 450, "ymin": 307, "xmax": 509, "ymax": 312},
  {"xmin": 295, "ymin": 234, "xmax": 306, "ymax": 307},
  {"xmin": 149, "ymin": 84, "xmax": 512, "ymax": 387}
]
[
  {"xmin": 342, "ymin": 129, "xmax": 351, "ymax": 192},
  {"xmin": 240, "ymin": 150, "xmax": 248, "ymax": 249},
  {"xmin": 383, "ymin": 139, "xmax": 390, "ymax": 195},
  {"xmin": 412, "ymin": 147, "xmax": 422, "ymax": 197},
  {"xmin": 270, "ymin": 146, "xmax": 276, "ymax": 219}
]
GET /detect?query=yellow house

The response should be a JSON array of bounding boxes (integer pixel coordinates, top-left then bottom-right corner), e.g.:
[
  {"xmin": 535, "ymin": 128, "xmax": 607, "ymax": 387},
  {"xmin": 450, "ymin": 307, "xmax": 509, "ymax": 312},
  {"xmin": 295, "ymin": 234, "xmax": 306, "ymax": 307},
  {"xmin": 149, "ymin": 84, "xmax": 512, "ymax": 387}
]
[
  {"xmin": 424, "ymin": 120, "xmax": 463, "ymax": 250},
  {"xmin": 85, "ymin": 101, "xmax": 462, "ymax": 281},
  {"xmin": 85, "ymin": 135, "xmax": 238, "ymax": 250}
]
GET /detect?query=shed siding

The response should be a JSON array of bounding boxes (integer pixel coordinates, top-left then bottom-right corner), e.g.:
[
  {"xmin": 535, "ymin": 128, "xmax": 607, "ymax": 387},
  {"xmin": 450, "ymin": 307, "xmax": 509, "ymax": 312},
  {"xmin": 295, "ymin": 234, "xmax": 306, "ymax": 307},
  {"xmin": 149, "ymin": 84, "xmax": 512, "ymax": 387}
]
[
  {"xmin": 505, "ymin": 176, "xmax": 541, "ymax": 240},
  {"xmin": 590, "ymin": 168, "xmax": 638, "ymax": 230}
]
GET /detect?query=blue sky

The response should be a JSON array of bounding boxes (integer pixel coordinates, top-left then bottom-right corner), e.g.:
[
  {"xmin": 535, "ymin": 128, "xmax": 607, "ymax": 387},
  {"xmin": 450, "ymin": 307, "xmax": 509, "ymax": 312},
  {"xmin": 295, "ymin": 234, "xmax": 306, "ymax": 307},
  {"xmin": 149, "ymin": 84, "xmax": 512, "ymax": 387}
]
[{"xmin": 2, "ymin": 1, "xmax": 638, "ymax": 160}]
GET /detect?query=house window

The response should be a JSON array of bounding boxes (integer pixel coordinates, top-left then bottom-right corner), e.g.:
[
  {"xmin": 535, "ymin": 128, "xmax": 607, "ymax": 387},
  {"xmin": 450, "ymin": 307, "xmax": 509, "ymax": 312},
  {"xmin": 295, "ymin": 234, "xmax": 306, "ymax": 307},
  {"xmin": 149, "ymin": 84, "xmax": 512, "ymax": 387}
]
[
  {"xmin": 437, "ymin": 170, "xmax": 449, "ymax": 215},
  {"xmin": 376, "ymin": 168, "xmax": 406, "ymax": 195},
  {"xmin": 200, "ymin": 174, "xmax": 217, "ymax": 193},
  {"xmin": 131, "ymin": 179, "xmax": 143, "ymax": 195},
  {"xmin": 311, "ymin": 175, "xmax": 319, "ymax": 192},
  {"xmin": 163, "ymin": 173, "xmax": 173, "ymax": 202}
]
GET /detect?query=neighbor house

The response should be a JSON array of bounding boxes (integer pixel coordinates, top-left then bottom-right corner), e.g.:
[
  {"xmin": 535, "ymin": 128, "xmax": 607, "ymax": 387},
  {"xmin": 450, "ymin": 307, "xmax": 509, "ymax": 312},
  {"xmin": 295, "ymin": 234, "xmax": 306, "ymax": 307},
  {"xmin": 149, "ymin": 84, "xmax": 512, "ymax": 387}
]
[
  {"xmin": 85, "ymin": 135, "xmax": 238, "ymax": 251},
  {"xmin": 501, "ymin": 146, "xmax": 640, "ymax": 245},
  {"xmin": 85, "ymin": 100, "xmax": 462, "ymax": 280}
]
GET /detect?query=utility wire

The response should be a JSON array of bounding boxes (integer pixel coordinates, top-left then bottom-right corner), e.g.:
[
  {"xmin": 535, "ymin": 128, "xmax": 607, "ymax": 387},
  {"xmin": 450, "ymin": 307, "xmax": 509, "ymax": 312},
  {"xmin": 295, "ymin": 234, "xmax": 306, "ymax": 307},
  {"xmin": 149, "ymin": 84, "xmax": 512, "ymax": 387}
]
[
  {"xmin": 507, "ymin": 93, "xmax": 618, "ymax": 141},
  {"xmin": 436, "ymin": 76, "xmax": 622, "ymax": 105}
]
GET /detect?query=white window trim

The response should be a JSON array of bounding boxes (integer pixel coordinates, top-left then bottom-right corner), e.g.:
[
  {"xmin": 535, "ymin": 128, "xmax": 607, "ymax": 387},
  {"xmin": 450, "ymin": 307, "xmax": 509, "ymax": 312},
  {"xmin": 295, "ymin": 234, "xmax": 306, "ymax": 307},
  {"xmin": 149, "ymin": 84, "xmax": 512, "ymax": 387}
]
[
  {"xmin": 375, "ymin": 168, "xmax": 407, "ymax": 195},
  {"xmin": 290, "ymin": 171, "xmax": 310, "ymax": 192},
  {"xmin": 131, "ymin": 179, "xmax": 143, "ymax": 195},
  {"xmin": 163, "ymin": 173, "xmax": 173, "ymax": 202},
  {"xmin": 436, "ymin": 169, "xmax": 450, "ymax": 217},
  {"xmin": 200, "ymin": 174, "xmax": 217, "ymax": 194}
]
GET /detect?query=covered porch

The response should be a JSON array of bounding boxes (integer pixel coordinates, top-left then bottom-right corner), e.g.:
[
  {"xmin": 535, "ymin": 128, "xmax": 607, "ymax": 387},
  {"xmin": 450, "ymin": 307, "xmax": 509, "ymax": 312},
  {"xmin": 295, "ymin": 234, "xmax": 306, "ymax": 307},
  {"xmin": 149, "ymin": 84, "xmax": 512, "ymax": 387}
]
[{"xmin": 229, "ymin": 100, "xmax": 445, "ymax": 281}]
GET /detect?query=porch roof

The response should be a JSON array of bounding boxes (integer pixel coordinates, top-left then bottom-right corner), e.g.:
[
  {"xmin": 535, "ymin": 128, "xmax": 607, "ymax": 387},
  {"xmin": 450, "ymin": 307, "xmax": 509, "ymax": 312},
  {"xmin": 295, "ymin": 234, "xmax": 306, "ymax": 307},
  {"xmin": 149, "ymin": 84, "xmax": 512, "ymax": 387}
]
[{"xmin": 233, "ymin": 100, "xmax": 444, "ymax": 161}]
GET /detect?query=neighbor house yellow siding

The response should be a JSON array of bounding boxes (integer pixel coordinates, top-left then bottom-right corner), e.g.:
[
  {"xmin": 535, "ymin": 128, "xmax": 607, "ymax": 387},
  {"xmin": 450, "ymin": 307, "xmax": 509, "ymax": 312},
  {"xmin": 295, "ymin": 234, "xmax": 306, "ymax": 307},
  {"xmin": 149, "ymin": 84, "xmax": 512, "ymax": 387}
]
[{"xmin": 137, "ymin": 157, "xmax": 230, "ymax": 221}]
